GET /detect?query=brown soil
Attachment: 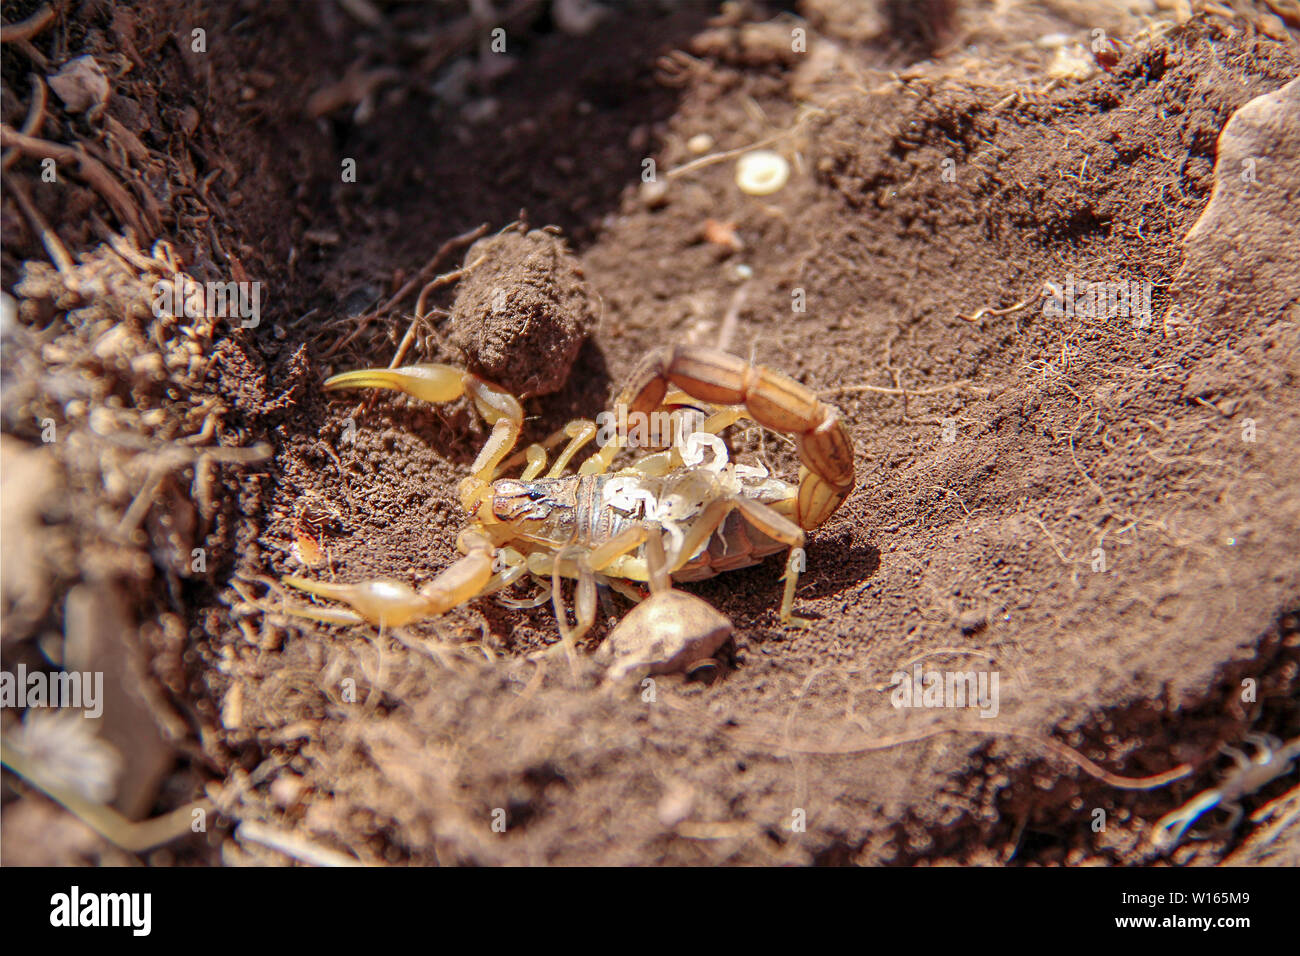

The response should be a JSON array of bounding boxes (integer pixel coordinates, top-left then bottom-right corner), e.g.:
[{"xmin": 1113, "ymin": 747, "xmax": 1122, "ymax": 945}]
[{"xmin": 2, "ymin": 0, "xmax": 1298, "ymax": 867}]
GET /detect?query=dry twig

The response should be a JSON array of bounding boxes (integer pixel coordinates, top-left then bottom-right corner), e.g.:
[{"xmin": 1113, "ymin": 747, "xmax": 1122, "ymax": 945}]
[
  {"xmin": 0, "ymin": 4, "xmax": 56, "ymax": 44},
  {"xmin": 0, "ymin": 125, "xmax": 158, "ymax": 238}
]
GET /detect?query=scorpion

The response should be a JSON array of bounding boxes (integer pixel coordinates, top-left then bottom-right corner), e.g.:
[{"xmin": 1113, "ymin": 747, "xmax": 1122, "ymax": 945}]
[
  {"xmin": 1151, "ymin": 733, "xmax": 1300, "ymax": 851},
  {"xmin": 281, "ymin": 346, "xmax": 855, "ymax": 667}
]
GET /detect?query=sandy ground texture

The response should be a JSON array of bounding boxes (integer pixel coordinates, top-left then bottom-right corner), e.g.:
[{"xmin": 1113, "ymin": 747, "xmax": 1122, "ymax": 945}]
[{"xmin": 2, "ymin": 0, "xmax": 1299, "ymax": 866}]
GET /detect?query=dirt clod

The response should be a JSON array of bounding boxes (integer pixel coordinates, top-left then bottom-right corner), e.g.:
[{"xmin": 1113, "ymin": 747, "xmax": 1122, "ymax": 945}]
[{"xmin": 449, "ymin": 229, "xmax": 598, "ymax": 397}]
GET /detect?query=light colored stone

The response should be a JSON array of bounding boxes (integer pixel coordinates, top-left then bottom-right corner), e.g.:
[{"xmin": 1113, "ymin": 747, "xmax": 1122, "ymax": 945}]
[
  {"xmin": 1173, "ymin": 77, "xmax": 1300, "ymax": 328},
  {"xmin": 601, "ymin": 590, "xmax": 733, "ymax": 684}
]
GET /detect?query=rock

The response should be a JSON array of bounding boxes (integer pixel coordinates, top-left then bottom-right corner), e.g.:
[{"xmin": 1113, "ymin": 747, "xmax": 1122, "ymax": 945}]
[
  {"xmin": 1171, "ymin": 77, "xmax": 1300, "ymax": 329},
  {"xmin": 600, "ymin": 590, "xmax": 733, "ymax": 685},
  {"xmin": 48, "ymin": 55, "xmax": 110, "ymax": 117}
]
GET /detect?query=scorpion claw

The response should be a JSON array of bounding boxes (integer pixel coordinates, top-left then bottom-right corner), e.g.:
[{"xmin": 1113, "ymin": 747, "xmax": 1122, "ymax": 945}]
[
  {"xmin": 282, "ymin": 545, "xmax": 495, "ymax": 629},
  {"xmin": 283, "ymin": 577, "xmax": 433, "ymax": 628},
  {"xmin": 323, "ymin": 364, "xmax": 469, "ymax": 404}
]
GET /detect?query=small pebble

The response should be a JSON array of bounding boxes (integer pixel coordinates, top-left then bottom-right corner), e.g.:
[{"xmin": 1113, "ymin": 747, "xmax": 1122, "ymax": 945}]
[
  {"xmin": 735, "ymin": 149, "xmax": 790, "ymax": 195},
  {"xmin": 657, "ymin": 781, "xmax": 696, "ymax": 827},
  {"xmin": 687, "ymin": 133, "xmax": 715, "ymax": 154}
]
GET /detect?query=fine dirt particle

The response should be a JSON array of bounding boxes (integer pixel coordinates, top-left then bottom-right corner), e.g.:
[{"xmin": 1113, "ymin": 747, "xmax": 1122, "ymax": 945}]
[{"xmin": 449, "ymin": 228, "xmax": 599, "ymax": 397}]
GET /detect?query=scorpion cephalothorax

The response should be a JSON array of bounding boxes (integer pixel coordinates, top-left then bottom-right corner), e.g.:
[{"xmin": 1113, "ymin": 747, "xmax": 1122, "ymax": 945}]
[{"xmin": 281, "ymin": 345, "xmax": 855, "ymax": 662}]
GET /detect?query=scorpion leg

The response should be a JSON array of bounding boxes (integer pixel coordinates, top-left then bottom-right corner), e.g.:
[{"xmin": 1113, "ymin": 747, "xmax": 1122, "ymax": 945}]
[
  {"xmin": 322, "ymin": 363, "xmax": 524, "ymax": 509},
  {"xmin": 518, "ymin": 443, "xmax": 549, "ymax": 480},
  {"xmin": 1219, "ymin": 800, "xmax": 1244, "ymax": 833},
  {"xmin": 1243, "ymin": 733, "xmax": 1282, "ymax": 759},
  {"xmin": 283, "ymin": 529, "xmax": 496, "ymax": 629},
  {"xmin": 527, "ymin": 524, "xmax": 656, "ymax": 658},
  {"xmin": 670, "ymin": 495, "xmax": 811, "ymax": 623},
  {"xmin": 604, "ymin": 346, "xmax": 854, "ymax": 528},
  {"xmin": 480, "ymin": 546, "xmax": 529, "ymax": 594},
  {"xmin": 606, "ymin": 578, "xmax": 647, "ymax": 604},
  {"xmin": 498, "ymin": 417, "xmax": 599, "ymax": 479},
  {"xmin": 545, "ymin": 420, "xmax": 598, "ymax": 478},
  {"xmin": 1219, "ymin": 742, "xmax": 1254, "ymax": 772}
]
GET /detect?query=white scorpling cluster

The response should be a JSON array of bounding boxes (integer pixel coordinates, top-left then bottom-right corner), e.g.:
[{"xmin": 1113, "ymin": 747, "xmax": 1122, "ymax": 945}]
[{"xmin": 602, "ymin": 428, "xmax": 789, "ymax": 568}]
